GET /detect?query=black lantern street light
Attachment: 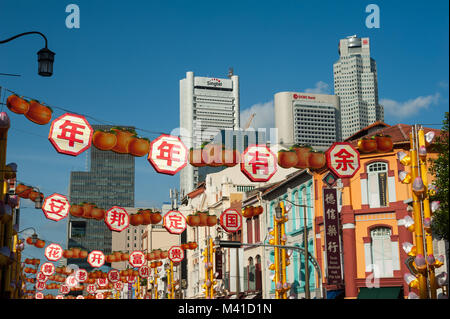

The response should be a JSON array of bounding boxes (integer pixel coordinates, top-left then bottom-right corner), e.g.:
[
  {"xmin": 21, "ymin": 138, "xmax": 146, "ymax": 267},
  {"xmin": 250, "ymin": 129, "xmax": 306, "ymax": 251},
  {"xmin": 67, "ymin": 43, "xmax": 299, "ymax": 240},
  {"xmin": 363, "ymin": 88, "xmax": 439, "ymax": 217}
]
[{"xmin": 0, "ymin": 31, "xmax": 55, "ymax": 77}]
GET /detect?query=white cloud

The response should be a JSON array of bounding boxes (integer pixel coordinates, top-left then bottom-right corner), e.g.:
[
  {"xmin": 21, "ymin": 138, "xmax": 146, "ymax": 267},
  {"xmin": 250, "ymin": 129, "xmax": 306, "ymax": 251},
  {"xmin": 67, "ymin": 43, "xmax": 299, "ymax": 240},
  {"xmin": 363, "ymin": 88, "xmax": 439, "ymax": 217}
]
[
  {"xmin": 240, "ymin": 100, "xmax": 274, "ymax": 131},
  {"xmin": 304, "ymin": 81, "xmax": 331, "ymax": 94},
  {"xmin": 381, "ymin": 93, "xmax": 441, "ymax": 118}
]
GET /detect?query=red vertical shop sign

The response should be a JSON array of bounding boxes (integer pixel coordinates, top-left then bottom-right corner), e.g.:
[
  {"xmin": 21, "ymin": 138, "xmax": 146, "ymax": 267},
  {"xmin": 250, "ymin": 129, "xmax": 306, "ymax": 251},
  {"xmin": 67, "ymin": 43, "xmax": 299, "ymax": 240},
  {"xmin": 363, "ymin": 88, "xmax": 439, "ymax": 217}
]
[{"xmin": 323, "ymin": 188, "xmax": 343, "ymax": 285}]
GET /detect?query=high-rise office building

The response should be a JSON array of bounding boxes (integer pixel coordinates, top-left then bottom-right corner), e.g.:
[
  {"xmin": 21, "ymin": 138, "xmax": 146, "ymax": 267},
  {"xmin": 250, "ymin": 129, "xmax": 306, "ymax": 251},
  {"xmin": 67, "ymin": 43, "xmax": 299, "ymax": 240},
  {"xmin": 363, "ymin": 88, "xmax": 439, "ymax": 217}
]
[
  {"xmin": 274, "ymin": 92, "xmax": 341, "ymax": 149},
  {"xmin": 333, "ymin": 35, "xmax": 384, "ymax": 140},
  {"xmin": 67, "ymin": 124, "xmax": 135, "ymax": 270},
  {"xmin": 179, "ymin": 71, "xmax": 240, "ymax": 197}
]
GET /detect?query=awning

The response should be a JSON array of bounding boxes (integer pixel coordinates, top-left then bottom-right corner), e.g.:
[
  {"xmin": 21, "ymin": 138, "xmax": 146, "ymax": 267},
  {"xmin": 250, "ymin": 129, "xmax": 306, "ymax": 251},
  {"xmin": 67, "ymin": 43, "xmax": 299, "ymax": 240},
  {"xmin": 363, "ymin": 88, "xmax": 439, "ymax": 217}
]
[
  {"xmin": 357, "ymin": 287, "xmax": 403, "ymax": 299},
  {"xmin": 326, "ymin": 289, "xmax": 344, "ymax": 299}
]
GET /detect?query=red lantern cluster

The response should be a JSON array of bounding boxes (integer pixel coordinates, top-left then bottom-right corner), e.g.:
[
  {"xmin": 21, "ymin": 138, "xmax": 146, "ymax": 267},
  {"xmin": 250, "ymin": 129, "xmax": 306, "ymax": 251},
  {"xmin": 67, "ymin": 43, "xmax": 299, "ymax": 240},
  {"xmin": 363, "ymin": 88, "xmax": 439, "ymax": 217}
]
[
  {"xmin": 15, "ymin": 183, "xmax": 44, "ymax": 202},
  {"xmin": 186, "ymin": 212, "xmax": 217, "ymax": 227},
  {"xmin": 278, "ymin": 145, "xmax": 326, "ymax": 170},
  {"xmin": 358, "ymin": 134, "xmax": 393, "ymax": 153},
  {"xmin": 6, "ymin": 94, "xmax": 53, "ymax": 125},
  {"xmin": 242, "ymin": 205, "xmax": 263, "ymax": 219},
  {"xmin": 181, "ymin": 242, "xmax": 198, "ymax": 250},
  {"xmin": 130, "ymin": 209, "xmax": 162, "ymax": 226},
  {"xmin": 105, "ymin": 251, "xmax": 129, "ymax": 263},
  {"xmin": 189, "ymin": 144, "xmax": 240, "ymax": 168},
  {"xmin": 24, "ymin": 258, "xmax": 40, "ymax": 265},
  {"xmin": 25, "ymin": 236, "xmax": 45, "ymax": 248},
  {"xmin": 69, "ymin": 202, "xmax": 105, "ymax": 220},
  {"xmin": 62, "ymin": 247, "xmax": 88, "ymax": 259},
  {"xmin": 92, "ymin": 127, "xmax": 150, "ymax": 157}
]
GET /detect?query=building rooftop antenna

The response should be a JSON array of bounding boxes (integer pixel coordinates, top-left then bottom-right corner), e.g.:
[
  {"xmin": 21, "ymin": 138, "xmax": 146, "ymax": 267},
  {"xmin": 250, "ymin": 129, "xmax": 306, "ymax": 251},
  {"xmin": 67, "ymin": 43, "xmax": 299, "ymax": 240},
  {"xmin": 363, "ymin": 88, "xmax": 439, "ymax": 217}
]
[{"xmin": 227, "ymin": 67, "xmax": 234, "ymax": 78}]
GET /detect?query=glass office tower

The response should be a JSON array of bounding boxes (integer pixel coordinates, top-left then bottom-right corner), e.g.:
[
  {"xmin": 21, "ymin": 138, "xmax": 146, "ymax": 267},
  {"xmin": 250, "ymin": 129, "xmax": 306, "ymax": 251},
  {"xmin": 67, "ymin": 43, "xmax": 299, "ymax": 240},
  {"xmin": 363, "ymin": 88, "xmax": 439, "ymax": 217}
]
[{"xmin": 67, "ymin": 124, "xmax": 135, "ymax": 270}]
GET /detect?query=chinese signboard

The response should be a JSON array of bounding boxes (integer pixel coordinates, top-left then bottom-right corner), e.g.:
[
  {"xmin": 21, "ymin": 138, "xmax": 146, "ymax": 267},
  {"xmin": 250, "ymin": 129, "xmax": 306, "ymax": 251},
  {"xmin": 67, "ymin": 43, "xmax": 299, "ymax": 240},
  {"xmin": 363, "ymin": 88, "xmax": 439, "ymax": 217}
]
[
  {"xmin": 163, "ymin": 210, "xmax": 186, "ymax": 235},
  {"xmin": 41, "ymin": 193, "xmax": 70, "ymax": 222},
  {"xmin": 219, "ymin": 208, "xmax": 242, "ymax": 233},
  {"xmin": 323, "ymin": 188, "xmax": 343, "ymax": 285},
  {"xmin": 168, "ymin": 246, "xmax": 184, "ymax": 263},
  {"xmin": 104, "ymin": 206, "xmax": 129, "ymax": 232},
  {"xmin": 325, "ymin": 142, "xmax": 360, "ymax": 178},
  {"xmin": 241, "ymin": 145, "xmax": 277, "ymax": 182},
  {"xmin": 48, "ymin": 113, "xmax": 93, "ymax": 156},
  {"xmin": 148, "ymin": 134, "xmax": 188, "ymax": 175}
]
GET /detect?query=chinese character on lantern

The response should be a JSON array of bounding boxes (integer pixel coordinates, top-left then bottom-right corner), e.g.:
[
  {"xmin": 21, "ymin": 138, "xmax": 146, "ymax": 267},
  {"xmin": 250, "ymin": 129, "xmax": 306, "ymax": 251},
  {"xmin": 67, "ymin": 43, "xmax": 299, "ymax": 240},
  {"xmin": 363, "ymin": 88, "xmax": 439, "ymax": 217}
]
[
  {"xmin": 86, "ymin": 284, "xmax": 97, "ymax": 294},
  {"xmin": 41, "ymin": 193, "xmax": 70, "ymax": 222},
  {"xmin": 148, "ymin": 134, "xmax": 188, "ymax": 175},
  {"xmin": 138, "ymin": 265, "xmax": 150, "ymax": 278},
  {"xmin": 87, "ymin": 250, "xmax": 105, "ymax": 268},
  {"xmin": 129, "ymin": 251, "xmax": 146, "ymax": 268},
  {"xmin": 75, "ymin": 269, "xmax": 88, "ymax": 283},
  {"xmin": 163, "ymin": 210, "xmax": 186, "ymax": 234},
  {"xmin": 104, "ymin": 206, "xmax": 129, "ymax": 232},
  {"xmin": 326, "ymin": 142, "xmax": 360, "ymax": 178},
  {"xmin": 220, "ymin": 209, "xmax": 243, "ymax": 233},
  {"xmin": 59, "ymin": 284, "xmax": 70, "ymax": 295},
  {"xmin": 40, "ymin": 262, "xmax": 55, "ymax": 276},
  {"xmin": 168, "ymin": 246, "xmax": 184, "ymax": 263},
  {"xmin": 241, "ymin": 145, "xmax": 277, "ymax": 182},
  {"xmin": 36, "ymin": 272, "xmax": 48, "ymax": 283},
  {"xmin": 108, "ymin": 269, "xmax": 120, "ymax": 283},
  {"xmin": 114, "ymin": 282, "xmax": 124, "ymax": 291},
  {"xmin": 48, "ymin": 113, "xmax": 93, "ymax": 156},
  {"xmin": 65, "ymin": 275, "xmax": 78, "ymax": 287},
  {"xmin": 97, "ymin": 278, "xmax": 108, "ymax": 287},
  {"xmin": 35, "ymin": 292, "xmax": 44, "ymax": 299},
  {"xmin": 35, "ymin": 281, "xmax": 46, "ymax": 291},
  {"xmin": 44, "ymin": 243, "xmax": 63, "ymax": 261},
  {"xmin": 96, "ymin": 292, "xmax": 104, "ymax": 299}
]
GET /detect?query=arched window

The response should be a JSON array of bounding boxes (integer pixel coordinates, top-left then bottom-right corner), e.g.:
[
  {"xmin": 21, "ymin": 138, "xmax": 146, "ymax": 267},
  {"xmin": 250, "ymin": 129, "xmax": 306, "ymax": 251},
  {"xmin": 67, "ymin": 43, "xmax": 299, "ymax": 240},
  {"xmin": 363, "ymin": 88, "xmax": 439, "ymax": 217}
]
[
  {"xmin": 370, "ymin": 227, "xmax": 393, "ymax": 278},
  {"xmin": 367, "ymin": 162, "xmax": 388, "ymax": 208}
]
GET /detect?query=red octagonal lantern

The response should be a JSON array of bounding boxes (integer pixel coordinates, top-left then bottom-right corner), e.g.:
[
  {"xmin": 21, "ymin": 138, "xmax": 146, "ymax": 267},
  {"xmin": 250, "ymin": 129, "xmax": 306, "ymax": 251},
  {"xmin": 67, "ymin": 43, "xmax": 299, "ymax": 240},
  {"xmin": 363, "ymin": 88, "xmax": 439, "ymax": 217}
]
[
  {"xmin": 104, "ymin": 206, "xmax": 129, "ymax": 232},
  {"xmin": 220, "ymin": 208, "xmax": 243, "ymax": 233},
  {"xmin": 168, "ymin": 246, "xmax": 184, "ymax": 263},
  {"xmin": 87, "ymin": 250, "xmax": 105, "ymax": 268},
  {"xmin": 325, "ymin": 142, "xmax": 361, "ymax": 178},
  {"xmin": 129, "ymin": 251, "xmax": 146, "ymax": 268},
  {"xmin": 163, "ymin": 210, "xmax": 186, "ymax": 235},
  {"xmin": 41, "ymin": 193, "xmax": 70, "ymax": 222},
  {"xmin": 48, "ymin": 113, "xmax": 93, "ymax": 156},
  {"xmin": 148, "ymin": 134, "xmax": 188, "ymax": 175},
  {"xmin": 241, "ymin": 144, "xmax": 278, "ymax": 182},
  {"xmin": 44, "ymin": 243, "xmax": 63, "ymax": 261}
]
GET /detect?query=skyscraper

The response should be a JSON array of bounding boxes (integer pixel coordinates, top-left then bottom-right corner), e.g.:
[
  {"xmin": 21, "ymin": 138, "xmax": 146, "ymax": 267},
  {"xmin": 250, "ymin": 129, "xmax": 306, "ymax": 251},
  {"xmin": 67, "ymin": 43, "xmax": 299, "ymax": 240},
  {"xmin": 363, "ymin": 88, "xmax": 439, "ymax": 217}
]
[
  {"xmin": 179, "ymin": 71, "xmax": 240, "ymax": 197},
  {"xmin": 274, "ymin": 92, "xmax": 341, "ymax": 149},
  {"xmin": 67, "ymin": 124, "xmax": 135, "ymax": 270},
  {"xmin": 334, "ymin": 35, "xmax": 384, "ymax": 140}
]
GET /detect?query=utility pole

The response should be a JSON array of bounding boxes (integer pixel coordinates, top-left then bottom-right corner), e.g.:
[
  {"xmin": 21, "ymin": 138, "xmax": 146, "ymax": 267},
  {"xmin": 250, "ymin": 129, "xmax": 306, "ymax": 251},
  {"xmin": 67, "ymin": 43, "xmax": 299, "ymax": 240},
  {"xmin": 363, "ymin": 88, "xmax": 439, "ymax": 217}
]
[{"xmin": 302, "ymin": 204, "xmax": 310, "ymax": 299}]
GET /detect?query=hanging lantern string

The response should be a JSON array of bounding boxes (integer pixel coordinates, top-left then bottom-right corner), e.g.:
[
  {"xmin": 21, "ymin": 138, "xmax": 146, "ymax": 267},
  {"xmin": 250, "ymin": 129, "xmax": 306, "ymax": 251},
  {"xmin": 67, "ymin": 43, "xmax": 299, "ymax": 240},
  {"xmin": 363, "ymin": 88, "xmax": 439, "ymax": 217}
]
[{"xmin": 1, "ymin": 87, "xmax": 209, "ymax": 142}]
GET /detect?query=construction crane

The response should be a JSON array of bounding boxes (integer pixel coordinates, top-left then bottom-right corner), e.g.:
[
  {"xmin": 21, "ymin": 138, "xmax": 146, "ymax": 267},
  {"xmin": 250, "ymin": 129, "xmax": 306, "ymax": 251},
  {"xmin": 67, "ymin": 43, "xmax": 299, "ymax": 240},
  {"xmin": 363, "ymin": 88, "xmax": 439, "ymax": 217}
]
[{"xmin": 244, "ymin": 113, "xmax": 256, "ymax": 130}]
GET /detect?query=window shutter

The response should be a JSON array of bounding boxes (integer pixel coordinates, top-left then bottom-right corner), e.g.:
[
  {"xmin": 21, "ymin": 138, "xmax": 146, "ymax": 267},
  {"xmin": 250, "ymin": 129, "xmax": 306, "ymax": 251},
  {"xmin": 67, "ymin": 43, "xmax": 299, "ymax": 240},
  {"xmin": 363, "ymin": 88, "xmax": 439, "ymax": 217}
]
[
  {"xmin": 246, "ymin": 218, "xmax": 253, "ymax": 244},
  {"xmin": 367, "ymin": 172, "xmax": 380, "ymax": 208},
  {"xmin": 382, "ymin": 237, "xmax": 393, "ymax": 277},
  {"xmin": 371, "ymin": 238, "xmax": 383, "ymax": 278},
  {"xmin": 254, "ymin": 216, "xmax": 260, "ymax": 243}
]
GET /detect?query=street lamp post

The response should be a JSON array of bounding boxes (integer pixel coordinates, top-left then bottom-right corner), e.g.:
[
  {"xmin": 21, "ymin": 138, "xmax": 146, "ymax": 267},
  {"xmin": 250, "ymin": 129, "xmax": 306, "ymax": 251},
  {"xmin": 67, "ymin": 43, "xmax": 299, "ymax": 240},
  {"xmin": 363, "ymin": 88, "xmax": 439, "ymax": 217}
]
[{"xmin": 0, "ymin": 31, "xmax": 55, "ymax": 77}]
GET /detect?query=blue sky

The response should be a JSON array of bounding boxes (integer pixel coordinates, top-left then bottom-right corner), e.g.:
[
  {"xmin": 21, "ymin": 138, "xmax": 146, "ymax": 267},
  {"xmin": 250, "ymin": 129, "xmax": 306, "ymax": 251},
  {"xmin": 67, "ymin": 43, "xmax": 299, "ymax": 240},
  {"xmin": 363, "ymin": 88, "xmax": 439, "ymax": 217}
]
[{"xmin": 0, "ymin": 0, "xmax": 448, "ymax": 290}]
